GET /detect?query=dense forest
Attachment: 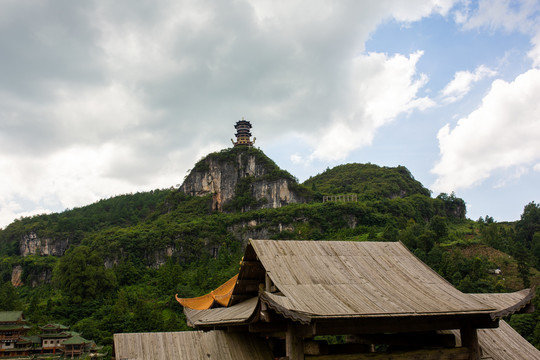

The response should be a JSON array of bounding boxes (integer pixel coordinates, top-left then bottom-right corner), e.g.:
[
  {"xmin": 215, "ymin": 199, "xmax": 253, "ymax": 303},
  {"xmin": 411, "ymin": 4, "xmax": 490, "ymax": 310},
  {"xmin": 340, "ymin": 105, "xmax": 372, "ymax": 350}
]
[{"xmin": 1, "ymin": 148, "xmax": 540, "ymax": 358}]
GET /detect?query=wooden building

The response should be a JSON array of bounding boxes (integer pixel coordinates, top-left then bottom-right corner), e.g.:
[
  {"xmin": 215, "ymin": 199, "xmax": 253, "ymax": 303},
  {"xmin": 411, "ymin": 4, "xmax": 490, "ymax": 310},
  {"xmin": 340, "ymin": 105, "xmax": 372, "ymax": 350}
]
[
  {"xmin": 38, "ymin": 323, "xmax": 70, "ymax": 354},
  {"xmin": 0, "ymin": 311, "xmax": 31, "ymax": 358},
  {"xmin": 116, "ymin": 240, "xmax": 540, "ymax": 360},
  {"xmin": 62, "ymin": 334, "xmax": 95, "ymax": 358}
]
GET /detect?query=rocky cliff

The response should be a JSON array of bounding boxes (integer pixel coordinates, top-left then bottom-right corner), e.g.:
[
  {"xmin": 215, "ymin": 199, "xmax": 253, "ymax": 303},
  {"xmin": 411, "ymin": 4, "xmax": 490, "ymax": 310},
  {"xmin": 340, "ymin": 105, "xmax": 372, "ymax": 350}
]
[
  {"xmin": 180, "ymin": 147, "xmax": 308, "ymax": 211},
  {"xmin": 19, "ymin": 232, "xmax": 69, "ymax": 256}
]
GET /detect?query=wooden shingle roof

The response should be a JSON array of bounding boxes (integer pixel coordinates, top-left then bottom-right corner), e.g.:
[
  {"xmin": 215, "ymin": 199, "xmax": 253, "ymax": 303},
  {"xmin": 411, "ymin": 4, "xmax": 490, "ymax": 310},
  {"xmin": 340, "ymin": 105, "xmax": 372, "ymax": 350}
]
[
  {"xmin": 184, "ymin": 296, "xmax": 259, "ymax": 327},
  {"xmin": 114, "ymin": 330, "xmax": 273, "ymax": 360},
  {"xmin": 252, "ymin": 240, "xmax": 495, "ymax": 320},
  {"xmin": 450, "ymin": 320, "xmax": 540, "ymax": 360}
]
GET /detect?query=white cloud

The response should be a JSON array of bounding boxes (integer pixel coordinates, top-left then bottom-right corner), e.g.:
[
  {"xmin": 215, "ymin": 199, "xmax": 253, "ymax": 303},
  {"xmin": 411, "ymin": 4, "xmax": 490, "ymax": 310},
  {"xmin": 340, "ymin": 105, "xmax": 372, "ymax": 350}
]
[
  {"xmin": 389, "ymin": 0, "xmax": 455, "ymax": 22},
  {"xmin": 440, "ymin": 65, "xmax": 497, "ymax": 103},
  {"xmin": 310, "ymin": 51, "xmax": 434, "ymax": 162},
  {"xmin": 0, "ymin": 0, "xmax": 471, "ymax": 226},
  {"xmin": 290, "ymin": 154, "xmax": 303, "ymax": 164},
  {"xmin": 529, "ymin": 33, "xmax": 540, "ymax": 68},
  {"xmin": 432, "ymin": 68, "xmax": 540, "ymax": 192},
  {"xmin": 455, "ymin": 0, "xmax": 540, "ymax": 34}
]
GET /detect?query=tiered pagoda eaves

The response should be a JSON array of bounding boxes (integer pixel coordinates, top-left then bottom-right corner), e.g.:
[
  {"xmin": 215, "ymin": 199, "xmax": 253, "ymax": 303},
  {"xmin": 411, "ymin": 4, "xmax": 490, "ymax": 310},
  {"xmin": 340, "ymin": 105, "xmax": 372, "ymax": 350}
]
[{"xmin": 231, "ymin": 118, "xmax": 255, "ymax": 147}]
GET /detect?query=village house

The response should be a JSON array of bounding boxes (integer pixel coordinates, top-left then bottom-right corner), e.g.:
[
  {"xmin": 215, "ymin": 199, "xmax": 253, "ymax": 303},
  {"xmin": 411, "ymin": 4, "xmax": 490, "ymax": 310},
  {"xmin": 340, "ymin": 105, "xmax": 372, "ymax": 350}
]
[
  {"xmin": 0, "ymin": 313, "xmax": 99, "ymax": 359},
  {"xmin": 38, "ymin": 323, "xmax": 71, "ymax": 354},
  {"xmin": 114, "ymin": 239, "xmax": 540, "ymax": 360},
  {"xmin": 0, "ymin": 311, "xmax": 31, "ymax": 358}
]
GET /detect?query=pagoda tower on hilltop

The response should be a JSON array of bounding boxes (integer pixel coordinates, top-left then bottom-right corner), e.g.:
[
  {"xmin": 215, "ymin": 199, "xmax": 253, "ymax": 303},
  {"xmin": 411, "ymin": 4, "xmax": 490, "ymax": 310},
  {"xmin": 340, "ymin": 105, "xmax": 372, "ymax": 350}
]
[{"xmin": 231, "ymin": 117, "xmax": 256, "ymax": 147}]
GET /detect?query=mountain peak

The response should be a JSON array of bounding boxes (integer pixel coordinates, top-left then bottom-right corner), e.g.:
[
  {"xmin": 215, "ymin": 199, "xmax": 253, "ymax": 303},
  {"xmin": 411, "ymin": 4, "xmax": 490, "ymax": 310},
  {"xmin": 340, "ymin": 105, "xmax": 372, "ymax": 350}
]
[{"xmin": 180, "ymin": 147, "xmax": 307, "ymax": 212}]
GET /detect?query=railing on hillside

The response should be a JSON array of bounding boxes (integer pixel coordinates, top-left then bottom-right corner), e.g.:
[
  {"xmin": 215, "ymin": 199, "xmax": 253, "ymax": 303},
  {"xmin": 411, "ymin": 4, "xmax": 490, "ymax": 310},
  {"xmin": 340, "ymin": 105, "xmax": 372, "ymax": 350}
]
[{"xmin": 322, "ymin": 194, "xmax": 358, "ymax": 203}]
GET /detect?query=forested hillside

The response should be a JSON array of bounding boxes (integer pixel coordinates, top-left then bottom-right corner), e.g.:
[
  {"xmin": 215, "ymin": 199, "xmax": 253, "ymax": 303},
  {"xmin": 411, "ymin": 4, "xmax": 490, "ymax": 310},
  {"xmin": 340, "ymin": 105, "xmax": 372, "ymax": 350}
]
[{"xmin": 1, "ymin": 147, "xmax": 540, "ymax": 358}]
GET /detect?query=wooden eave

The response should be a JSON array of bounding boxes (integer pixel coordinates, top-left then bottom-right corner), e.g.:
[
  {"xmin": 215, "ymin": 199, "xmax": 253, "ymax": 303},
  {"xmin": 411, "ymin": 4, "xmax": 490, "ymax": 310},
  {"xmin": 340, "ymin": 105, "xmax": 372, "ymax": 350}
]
[
  {"xmin": 469, "ymin": 288, "xmax": 536, "ymax": 320},
  {"xmin": 259, "ymin": 290, "xmax": 498, "ymax": 333},
  {"xmin": 184, "ymin": 297, "xmax": 259, "ymax": 328}
]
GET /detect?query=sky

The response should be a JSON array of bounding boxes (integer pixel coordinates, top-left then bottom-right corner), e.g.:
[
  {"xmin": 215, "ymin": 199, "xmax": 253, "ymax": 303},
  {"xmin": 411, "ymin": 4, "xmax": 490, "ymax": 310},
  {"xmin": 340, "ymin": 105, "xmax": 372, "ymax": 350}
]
[{"xmin": 1, "ymin": 0, "xmax": 540, "ymax": 228}]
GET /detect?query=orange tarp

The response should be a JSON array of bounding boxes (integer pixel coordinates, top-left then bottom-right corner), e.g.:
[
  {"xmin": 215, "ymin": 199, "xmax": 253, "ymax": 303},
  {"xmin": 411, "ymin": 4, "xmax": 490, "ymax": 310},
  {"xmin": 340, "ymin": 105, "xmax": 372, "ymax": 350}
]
[{"xmin": 176, "ymin": 274, "xmax": 238, "ymax": 310}]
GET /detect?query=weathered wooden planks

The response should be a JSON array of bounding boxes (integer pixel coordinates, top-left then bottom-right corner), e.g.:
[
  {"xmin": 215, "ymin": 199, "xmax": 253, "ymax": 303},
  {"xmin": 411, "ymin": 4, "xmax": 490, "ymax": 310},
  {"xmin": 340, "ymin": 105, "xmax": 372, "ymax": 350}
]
[
  {"xmin": 184, "ymin": 296, "xmax": 258, "ymax": 327},
  {"xmin": 450, "ymin": 320, "xmax": 540, "ymax": 360},
  {"xmin": 251, "ymin": 240, "xmax": 495, "ymax": 318},
  {"xmin": 114, "ymin": 330, "xmax": 273, "ymax": 360}
]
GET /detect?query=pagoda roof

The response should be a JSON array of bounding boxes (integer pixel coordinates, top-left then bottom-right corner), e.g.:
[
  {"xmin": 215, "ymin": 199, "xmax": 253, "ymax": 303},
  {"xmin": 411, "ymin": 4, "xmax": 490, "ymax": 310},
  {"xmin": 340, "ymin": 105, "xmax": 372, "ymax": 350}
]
[
  {"xmin": 17, "ymin": 336, "xmax": 32, "ymax": 344},
  {"xmin": 39, "ymin": 331, "xmax": 71, "ymax": 338},
  {"xmin": 28, "ymin": 335, "xmax": 41, "ymax": 344},
  {"xmin": 62, "ymin": 334, "xmax": 90, "ymax": 345},
  {"xmin": 39, "ymin": 323, "xmax": 69, "ymax": 330},
  {"xmin": 0, "ymin": 311, "xmax": 25, "ymax": 323},
  {"xmin": 0, "ymin": 324, "xmax": 31, "ymax": 330},
  {"xmin": 181, "ymin": 240, "xmax": 535, "ymax": 329},
  {"xmin": 235, "ymin": 119, "xmax": 252, "ymax": 127}
]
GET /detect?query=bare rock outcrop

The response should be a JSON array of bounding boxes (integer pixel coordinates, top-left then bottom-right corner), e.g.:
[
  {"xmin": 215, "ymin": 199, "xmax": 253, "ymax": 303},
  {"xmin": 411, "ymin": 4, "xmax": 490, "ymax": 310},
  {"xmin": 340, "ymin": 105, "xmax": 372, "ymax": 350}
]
[
  {"xmin": 11, "ymin": 265, "xmax": 23, "ymax": 287},
  {"xmin": 19, "ymin": 232, "xmax": 69, "ymax": 256},
  {"xmin": 180, "ymin": 148, "xmax": 307, "ymax": 211}
]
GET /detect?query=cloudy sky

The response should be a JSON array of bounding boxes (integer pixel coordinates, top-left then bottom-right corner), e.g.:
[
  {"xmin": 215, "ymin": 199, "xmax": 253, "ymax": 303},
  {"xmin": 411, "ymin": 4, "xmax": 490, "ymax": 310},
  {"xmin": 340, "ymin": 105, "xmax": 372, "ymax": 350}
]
[{"xmin": 1, "ymin": 0, "xmax": 540, "ymax": 228}]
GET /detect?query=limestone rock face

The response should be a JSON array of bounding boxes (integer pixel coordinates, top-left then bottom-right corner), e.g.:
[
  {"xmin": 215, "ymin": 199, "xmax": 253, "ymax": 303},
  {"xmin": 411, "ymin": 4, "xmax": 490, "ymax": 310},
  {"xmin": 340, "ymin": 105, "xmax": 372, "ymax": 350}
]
[
  {"xmin": 11, "ymin": 265, "xmax": 23, "ymax": 287},
  {"xmin": 180, "ymin": 148, "xmax": 306, "ymax": 211},
  {"xmin": 19, "ymin": 232, "xmax": 69, "ymax": 257}
]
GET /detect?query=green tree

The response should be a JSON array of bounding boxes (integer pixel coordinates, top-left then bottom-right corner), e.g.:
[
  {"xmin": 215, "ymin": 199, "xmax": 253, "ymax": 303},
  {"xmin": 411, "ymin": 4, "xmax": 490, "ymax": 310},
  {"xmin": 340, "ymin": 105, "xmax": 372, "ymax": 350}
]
[
  {"xmin": 428, "ymin": 215, "xmax": 448, "ymax": 241},
  {"xmin": 515, "ymin": 202, "xmax": 540, "ymax": 254},
  {"xmin": 514, "ymin": 244, "xmax": 531, "ymax": 288},
  {"xmin": 54, "ymin": 246, "xmax": 117, "ymax": 303},
  {"xmin": 531, "ymin": 232, "xmax": 540, "ymax": 269},
  {"xmin": 0, "ymin": 281, "xmax": 20, "ymax": 310}
]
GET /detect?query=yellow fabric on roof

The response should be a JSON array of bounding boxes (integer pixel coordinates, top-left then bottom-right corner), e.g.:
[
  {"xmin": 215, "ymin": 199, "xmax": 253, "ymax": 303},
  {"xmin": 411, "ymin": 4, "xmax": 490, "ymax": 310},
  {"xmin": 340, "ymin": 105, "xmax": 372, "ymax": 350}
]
[
  {"xmin": 175, "ymin": 293, "xmax": 215, "ymax": 310},
  {"xmin": 176, "ymin": 274, "xmax": 238, "ymax": 310}
]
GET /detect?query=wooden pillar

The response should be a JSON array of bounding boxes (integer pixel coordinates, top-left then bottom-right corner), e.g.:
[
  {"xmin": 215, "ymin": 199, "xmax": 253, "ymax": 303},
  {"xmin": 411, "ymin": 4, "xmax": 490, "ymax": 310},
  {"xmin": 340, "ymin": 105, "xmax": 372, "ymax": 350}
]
[
  {"xmin": 286, "ymin": 322, "xmax": 304, "ymax": 360},
  {"xmin": 460, "ymin": 326, "xmax": 481, "ymax": 360},
  {"xmin": 265, "ymin": 272, "xmax": 272, "ymax": 292}
]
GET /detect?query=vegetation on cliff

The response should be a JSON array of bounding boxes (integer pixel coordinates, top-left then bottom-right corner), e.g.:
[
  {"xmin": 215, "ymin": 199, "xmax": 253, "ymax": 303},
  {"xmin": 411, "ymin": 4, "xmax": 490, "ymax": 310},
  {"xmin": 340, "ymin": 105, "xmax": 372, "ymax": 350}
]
[
  {"xmin": 304, "ymin": 163, "xmax": 430, "ymax": 199},
  {"xmin": 1, "ymin": 150, "xmax": 540, "ymax": 355},
  {"xmin": 187, "ymin": 147, "xmax": 311, "ymax": 212}
]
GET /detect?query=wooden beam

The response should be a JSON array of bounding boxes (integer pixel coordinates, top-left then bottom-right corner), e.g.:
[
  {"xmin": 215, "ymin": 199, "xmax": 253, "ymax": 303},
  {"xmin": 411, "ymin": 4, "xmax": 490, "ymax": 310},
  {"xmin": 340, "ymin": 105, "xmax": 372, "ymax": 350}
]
[
  {"xmin": 234, "ymin": 279, "xmax": 261, "ymax": 292},
  {"xmin": 460, "ymin": 327, "xmax": 481, "ymax": 360},
  {"xmin": 249, "ymin": 322, "xmax": 287, "ymax": 333},
  {"xmin": 304, "ymin": 347, "xmax": 469, "ymax": 359},
  {"xmin": 287, "ymin": 322, "xmax": 305, "ymax": 360},
  {"xmin": 304, "ymin": 340, "xmax": 329, "ymax": 356},
  {"xmin": 226, "ymin": 325, "xmax": 249, "ymax": 333},
  {"xmin": 351, "ymin": 332, "xmax": 456, "ymax": 348},
  {"xmin": 265, "ymin": 272, "xmax": 272, "ymax": 292},
  {"xmin": 235, "ymin": 279, "xmax": 261, "ymax": 285},
  {"xmin": 230, "ymin": 294, "xmax": 252, "ymax": 302},
  {"xmin": 313, "ymin": 315, "xmax": 498, "ymax": 336},
  {"xmin": 240, "ymin": 260, "xmax": 263, "ymax": 267}
]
